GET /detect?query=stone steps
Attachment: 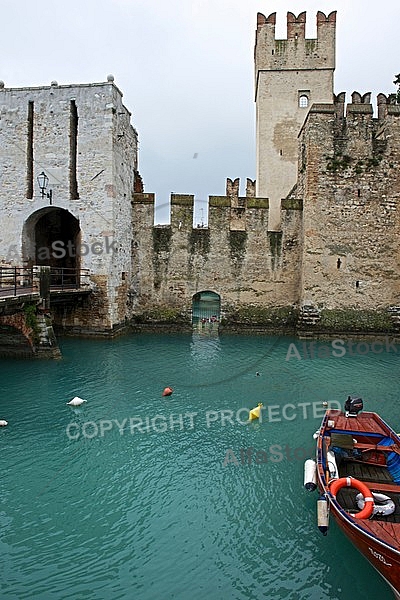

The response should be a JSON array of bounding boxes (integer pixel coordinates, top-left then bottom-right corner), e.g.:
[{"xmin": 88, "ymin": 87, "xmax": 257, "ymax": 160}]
[
  {"xmin": 297, "ymin": 305, "xmax": 321, "ymax": 328},
  {"xmin": 387, "ymin": 306, "xmax": 400, "ymax": 331},
  {"xmin": 35, "ymin": 313, "xmax": 61, "ymax": 358}
]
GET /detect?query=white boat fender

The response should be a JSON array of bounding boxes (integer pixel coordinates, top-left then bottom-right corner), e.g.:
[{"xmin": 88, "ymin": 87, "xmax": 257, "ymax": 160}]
[
  {"xmin": 304, "ymin": 459, "xmax": 317, "ymax": 491},
  {"xmin": 327, "ymin": 450, "xmax": 339, "ymax": 480},
  {"xmin": 356, "ymin": 492, "xmax": 396, "ymax": 517},
  {"xmin": 317, "ymin": 494, "xmax": 330, "ymax": 536}
]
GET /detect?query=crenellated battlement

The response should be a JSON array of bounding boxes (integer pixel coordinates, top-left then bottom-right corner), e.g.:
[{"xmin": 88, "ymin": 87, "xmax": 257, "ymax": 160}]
[
  {"xmin": 133, "ymin": 179, "xmax": 276, "ymax": 234},
  {"xmin": 255, "ymin": 11, "xmax": 336, "ymax": 75},
  {"xmin": 305, "ymin": 91, "xmax": 400, "ymax": 126},
  {"xmin": 131, "ymin": 176, "xmax": 303, "ymax": 315},
  {"xmin": 287, "ymin": 11, "xmax": 306, "ymax": 40},
  {"xmin": 256, "ymin": 10, "xmax": 336, "ymax": 39},
  {"xmin": 298, "ymin": 91, "xmax": 400, "ymax": 202},
  {"xmin": 132, "ymin": 174, "xmax": 306, "ymax": 239}
]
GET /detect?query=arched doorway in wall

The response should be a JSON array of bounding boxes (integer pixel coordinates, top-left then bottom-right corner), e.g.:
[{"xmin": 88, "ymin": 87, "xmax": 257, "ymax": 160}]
[
  {"xmin": 192, "ymin": 291, "xmax": 221, "ymax": 327},
  {"xmin": 22, "ymin": 208, "xmax": 81, "ymax": 281}
]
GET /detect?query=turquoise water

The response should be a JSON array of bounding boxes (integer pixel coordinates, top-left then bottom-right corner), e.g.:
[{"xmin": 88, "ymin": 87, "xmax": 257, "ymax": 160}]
[{"xmin": 0, "ymin": 333, "xmax": 399, "ymax": 600}]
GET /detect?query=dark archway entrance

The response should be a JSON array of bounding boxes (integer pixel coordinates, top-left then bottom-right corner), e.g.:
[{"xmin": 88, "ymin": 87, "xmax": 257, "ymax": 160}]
[
  {"xmin": 192, "ymin": 291, "xmax": 221, "ymax": 327},
  {"xmin": 23, "ymin": 208, "xmax": 80, "ymax": 270}
]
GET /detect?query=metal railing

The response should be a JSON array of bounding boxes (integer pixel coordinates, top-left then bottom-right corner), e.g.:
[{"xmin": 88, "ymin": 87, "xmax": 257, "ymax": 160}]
[
  {"xmin": 0, "ymin": 267, "xmax": 37, "ymax": 297},
  {"xmin": 48, "ymin": 267, "xmax": 91, "ymax": 291},
  {"xmin": 0, "ymin": 266, "xmax": 91, "ymax": 297}
]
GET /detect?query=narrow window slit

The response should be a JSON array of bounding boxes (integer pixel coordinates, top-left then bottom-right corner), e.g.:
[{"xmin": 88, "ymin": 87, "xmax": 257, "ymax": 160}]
[
  {"xmin": 70, "ymin": 100, "xmax": 79, "ymax": 199},
  {"xmin": 26, "ymin": 101, "xmax": 34, "ymax": 199}
]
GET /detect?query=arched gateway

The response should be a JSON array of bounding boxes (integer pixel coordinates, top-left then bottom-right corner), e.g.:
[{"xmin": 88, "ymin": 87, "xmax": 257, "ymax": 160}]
[
  {"xmin": 192, "ymin": 291, "xmax": 221, "ymax": 326},
  {"xmin": 22, "ymin": 207, "xmax": 80, "ymax": 270}
]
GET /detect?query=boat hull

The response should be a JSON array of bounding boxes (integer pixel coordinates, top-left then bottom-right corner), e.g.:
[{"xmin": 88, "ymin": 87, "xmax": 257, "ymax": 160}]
[
  {"xmin": 327, "ymin": 500, "xmax": 400, "ymax": 596},
  {"xmin": 315, "ymin": 408, "xmax": 400, "ymax": 598}
]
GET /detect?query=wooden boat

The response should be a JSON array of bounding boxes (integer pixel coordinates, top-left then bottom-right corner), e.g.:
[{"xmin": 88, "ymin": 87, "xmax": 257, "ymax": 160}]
[{"xmin": 305, "ymin": 396, "xmax": 400, "ymax": 599}]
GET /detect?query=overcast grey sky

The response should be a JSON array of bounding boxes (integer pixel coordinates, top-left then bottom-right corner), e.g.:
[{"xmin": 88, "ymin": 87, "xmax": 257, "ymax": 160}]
[{"xmin": 2, "ymin": 0, "xmax": 399, "ymax": 222}]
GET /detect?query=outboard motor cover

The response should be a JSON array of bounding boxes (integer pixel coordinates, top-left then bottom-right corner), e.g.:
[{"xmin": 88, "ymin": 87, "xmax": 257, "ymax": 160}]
[{"xmin": 344, "ymin": 395, "xmax": 363, "ymax": 417}]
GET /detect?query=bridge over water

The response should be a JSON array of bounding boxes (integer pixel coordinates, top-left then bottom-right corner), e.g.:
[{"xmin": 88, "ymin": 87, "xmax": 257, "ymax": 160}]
[{"xmin": 0, "ymin": 266, "xmax": 91, "ymax": 358}]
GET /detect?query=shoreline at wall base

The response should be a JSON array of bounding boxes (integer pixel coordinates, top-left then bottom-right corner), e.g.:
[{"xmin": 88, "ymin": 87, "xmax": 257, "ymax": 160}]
[
  {"xmin": 219, "ymin": 325, "xmax": 296, "ymax": 336},
  {"xmin": 130, "ymin": 323, "xmax": 193, "ymax": 334},
  {"xmin": 54, "ymin": 322, "xmax": 130, "ymax": 339},
  {"xmin": 297, "ymin": 308, "xmax": 396, "ymax": 339},
  {"xmin": 296, "ymin": 330, "xmax": 399, "ymax": 342},
  {"xmin": 33, "ymin": 346, "xmax": 62, "ymax": 359}
]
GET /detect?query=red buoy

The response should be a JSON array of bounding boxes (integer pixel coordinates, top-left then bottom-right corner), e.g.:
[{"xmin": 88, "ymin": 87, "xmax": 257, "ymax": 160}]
[{"xmin": 162, "ymin": 387, "xmax": 173, "ymax": 397}]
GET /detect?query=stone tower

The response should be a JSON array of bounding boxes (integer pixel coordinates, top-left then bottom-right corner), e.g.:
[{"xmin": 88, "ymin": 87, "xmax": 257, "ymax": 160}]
[
  {"xmin": 0, "ymin": 77, "xmax": 138, "ymax": 334},
  {"xmin": 254, "ymin": 11, "xmax": 336, "ymax": 229}
]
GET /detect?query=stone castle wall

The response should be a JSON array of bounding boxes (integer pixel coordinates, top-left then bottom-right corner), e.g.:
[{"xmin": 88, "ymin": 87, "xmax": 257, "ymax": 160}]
[
  {"xmin": 1, "ymin": 28, "xmax": 400, "ymax": 338},
  {"xmin": 297, "ymin": 93, "xmax": 400, "ymax": 319},
  {"xmin": 130, "ymin": 91, "xmax": 400, "ymax": 333},
  {"xmin": 131, "ymin": 182, "xmax": 303, "ymax": 325}
]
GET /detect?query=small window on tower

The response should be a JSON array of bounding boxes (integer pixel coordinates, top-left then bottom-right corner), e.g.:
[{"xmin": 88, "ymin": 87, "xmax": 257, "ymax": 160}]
[{"xmin": 299, "ymin": 95, "xmax": 309, "ymax": 108}]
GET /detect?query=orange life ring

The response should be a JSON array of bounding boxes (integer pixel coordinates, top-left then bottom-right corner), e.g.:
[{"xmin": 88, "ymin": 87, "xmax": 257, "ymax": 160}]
[{"xmin": 329, "ymin": 476, "xmax": 374, "ymax": 519}]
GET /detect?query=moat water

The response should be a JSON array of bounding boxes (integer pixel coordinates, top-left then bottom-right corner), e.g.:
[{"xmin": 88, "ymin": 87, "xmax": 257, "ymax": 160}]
[{"xmin": 0, "ymin": 332, "xmax": 398, "ymax": 599}]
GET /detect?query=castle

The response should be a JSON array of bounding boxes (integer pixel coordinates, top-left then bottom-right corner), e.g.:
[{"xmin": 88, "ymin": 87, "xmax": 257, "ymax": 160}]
[{"xmin": 0, "ymin": 11, "xmax": 399, "ymax": 339}]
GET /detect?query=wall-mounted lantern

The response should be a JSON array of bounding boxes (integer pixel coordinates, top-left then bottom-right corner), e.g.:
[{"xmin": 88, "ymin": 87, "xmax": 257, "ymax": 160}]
[{"xmin": 37, "ymin": 171, "xmax": 53, "ymax": 204}]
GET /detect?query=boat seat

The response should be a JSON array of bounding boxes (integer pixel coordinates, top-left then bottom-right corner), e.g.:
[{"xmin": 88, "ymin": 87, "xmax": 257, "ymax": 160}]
[{"xmin": 329, "ymin": 433, "xmax": 354, "ymax": 450}]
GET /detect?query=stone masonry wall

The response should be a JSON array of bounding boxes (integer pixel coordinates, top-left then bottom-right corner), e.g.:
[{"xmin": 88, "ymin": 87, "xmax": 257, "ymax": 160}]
[
  {"xmin": 131, "ymin": 184, "xmax": 303, "ymax": 325},
  {"xmin": 298, "ymin": 94, "xmax": 400, "ymax": 312},
  {"xmin": 255, "ymin": 11, "xmax": 336, "ymax": 229},
  {"xmin": 0, "ymin": 78, "xmax": 138, "ymax": 332}
]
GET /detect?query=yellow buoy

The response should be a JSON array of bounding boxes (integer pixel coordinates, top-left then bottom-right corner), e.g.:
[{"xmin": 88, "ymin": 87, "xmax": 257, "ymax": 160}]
[{"xmin": 249, "ymin": 403, "xmax": 263, "ymax": 421}]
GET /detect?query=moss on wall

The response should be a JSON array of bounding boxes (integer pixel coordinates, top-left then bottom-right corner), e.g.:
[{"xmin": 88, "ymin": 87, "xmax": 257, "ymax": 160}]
[
  {"xmin": 23, "ymin": 303, "xmax": 39, "ymax": 342},
  {"xmin": 268, "ymin": 232, "xmax": 282, "ymax": 257},
  {"xmin": 132, "ymin": 307, "xmax": 190, "ymax": 325},
  {"xmin": 190, "ymin": 229, "xmax": 210, "ymax": 256},
  {"xmin": 247, "ymin": 198, "xmax": 269, "ymax": 209},
  {"xmin": 152, "ymin": 227, "xmax": 172, "ymax": 253},
  {"xmin": 209, "ymin": 196, "xmax": 230, "ymax": 207},
  {"xmin": 229, "ymin": 231, "xmax": 247, "ymax": 263},
  {"xmin": 326, "ymin": 154, "xmax": 352, "ymax": 172},
  {"xmin": 152, "ymin": 227, "xmax": 172, "ymax": 289},
  {"xmin": 281, "ymin": 199, "xmax": 303, "ymax": 210},
  {"xmin": 319, "ymin": 309, "xmax": 394, "ymax": 332},
  {"xmin": 305, "ymin": 39, "xmax": 317, "ymax": 53},
  {"xmin": 275, "ymin": 40, "xmax": 287, "ymax": 54},
  {"xmin": 225, "ymin": 305, "xmax": 298, "ymax": 327}
]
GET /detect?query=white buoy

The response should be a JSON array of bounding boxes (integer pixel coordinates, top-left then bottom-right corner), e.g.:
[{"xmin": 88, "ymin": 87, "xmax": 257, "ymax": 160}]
[
  {"xmin": 0, "ymin": 420, "xmax": 8, "ymax": 426},
  {"xmin": 304, "ymin": 459, "xmax": 317, "ymax": 491},
  {"xmin": 67, "ymin": 397, "xmax": 87, "ymax": 407},
  {"xmin": 317, "ymin": 494, "xmax": 330, "ymax": 536}
]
